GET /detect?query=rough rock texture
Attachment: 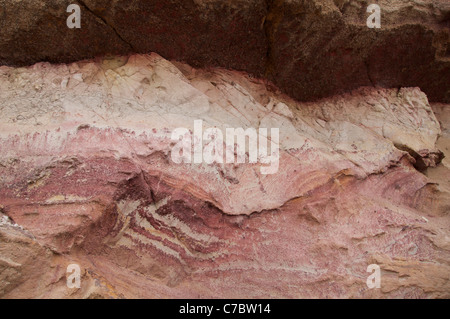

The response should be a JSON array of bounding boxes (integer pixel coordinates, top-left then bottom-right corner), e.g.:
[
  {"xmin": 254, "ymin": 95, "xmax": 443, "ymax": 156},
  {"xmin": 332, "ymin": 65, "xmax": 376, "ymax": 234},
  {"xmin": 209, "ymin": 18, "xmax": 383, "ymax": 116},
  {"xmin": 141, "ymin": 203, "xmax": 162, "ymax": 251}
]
[
  {"xmin": 0, "ymin": 0, "xmax": 449, "ymax": 103},
  {"xmin": 0, "ymin": 54, "xmax": 449, "ymax": 298}
]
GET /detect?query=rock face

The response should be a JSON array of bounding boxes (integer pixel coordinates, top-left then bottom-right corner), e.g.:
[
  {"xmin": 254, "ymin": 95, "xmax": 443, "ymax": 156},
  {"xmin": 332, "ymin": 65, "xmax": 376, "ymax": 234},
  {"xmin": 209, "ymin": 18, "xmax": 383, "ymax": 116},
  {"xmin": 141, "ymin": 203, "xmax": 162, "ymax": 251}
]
[
  {"xmin": 0, "ymin": 54, "xmax": 449, "ymax": 298},
  {"xmin": 0, "ymin": 0, "xmax": 449, "ymax": 102}
]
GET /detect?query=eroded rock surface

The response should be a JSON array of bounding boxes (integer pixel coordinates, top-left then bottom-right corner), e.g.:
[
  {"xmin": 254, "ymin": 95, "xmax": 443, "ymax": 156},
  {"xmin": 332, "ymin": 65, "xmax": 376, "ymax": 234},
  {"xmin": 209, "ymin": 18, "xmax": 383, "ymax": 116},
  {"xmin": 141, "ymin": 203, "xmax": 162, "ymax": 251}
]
[
  {"xmin": 0, "ymin": 54, "xmax": 449, "ymax": 298},
  {"xmin": 0, "ymin": 0, "xmax": 449, "ymax": 102}
]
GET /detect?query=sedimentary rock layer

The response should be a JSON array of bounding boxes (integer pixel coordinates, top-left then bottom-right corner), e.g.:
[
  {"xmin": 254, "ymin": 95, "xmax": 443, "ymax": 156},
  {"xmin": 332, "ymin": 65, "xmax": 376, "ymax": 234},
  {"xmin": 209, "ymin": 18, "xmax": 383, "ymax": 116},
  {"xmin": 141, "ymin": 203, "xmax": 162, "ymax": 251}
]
[
  {"xmin": 0, "ymin": 0, "xmax": 449, "ymax": 102},
  {"xmin": 0, "ymin": 55, "xmax": 449, "ymax": 298}
]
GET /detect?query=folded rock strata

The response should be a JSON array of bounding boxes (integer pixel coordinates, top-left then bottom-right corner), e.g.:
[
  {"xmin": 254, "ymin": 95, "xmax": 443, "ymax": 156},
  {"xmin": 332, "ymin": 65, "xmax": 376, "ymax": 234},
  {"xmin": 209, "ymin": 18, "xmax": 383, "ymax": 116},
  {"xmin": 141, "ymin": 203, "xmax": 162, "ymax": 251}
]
[{"xmin": 0, "ymin": 54, "xmax": 449, "ymax": 298}]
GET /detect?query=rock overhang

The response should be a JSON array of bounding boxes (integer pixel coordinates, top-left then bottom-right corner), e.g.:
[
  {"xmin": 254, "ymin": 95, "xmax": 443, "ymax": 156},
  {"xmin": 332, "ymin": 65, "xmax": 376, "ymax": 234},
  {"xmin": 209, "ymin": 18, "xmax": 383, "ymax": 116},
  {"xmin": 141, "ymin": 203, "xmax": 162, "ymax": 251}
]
[{"xmin": 0, "ymin": 0, "xmax": 449, "ymax": 102}]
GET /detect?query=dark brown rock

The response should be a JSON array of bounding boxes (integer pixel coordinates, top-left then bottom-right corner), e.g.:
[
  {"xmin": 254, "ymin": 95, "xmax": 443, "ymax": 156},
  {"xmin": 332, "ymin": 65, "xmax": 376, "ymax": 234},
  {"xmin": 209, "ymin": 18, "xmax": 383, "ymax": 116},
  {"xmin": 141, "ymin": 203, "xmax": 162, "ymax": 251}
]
[{"xmin": 0, "ymin": 0, "xmax": 449, "ymax": 102}]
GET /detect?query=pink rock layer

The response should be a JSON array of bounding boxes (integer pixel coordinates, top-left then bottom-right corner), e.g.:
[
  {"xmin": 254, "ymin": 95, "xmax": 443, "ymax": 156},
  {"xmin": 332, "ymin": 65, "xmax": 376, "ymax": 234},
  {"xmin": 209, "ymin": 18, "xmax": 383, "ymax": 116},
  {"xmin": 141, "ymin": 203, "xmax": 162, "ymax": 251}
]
[{"xmin": 0, "ymin": 54, "xmax": 449, "ymax": 298}]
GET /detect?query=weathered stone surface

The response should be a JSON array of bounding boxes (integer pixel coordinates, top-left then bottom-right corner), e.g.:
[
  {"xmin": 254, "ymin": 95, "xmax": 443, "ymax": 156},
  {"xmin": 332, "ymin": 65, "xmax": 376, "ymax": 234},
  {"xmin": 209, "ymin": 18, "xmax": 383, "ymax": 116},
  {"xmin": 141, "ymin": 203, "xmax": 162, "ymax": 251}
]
[
  {"xmin": 0, "ymin": 0, "xmax": 449, "ymax": 103},
  {"xmin": 0, "ymin": 54, "xmax": 448, "ymax": 298},
  {"xmin": 265, "ymin": 0, "xmax": 450, "ymax": 102}
]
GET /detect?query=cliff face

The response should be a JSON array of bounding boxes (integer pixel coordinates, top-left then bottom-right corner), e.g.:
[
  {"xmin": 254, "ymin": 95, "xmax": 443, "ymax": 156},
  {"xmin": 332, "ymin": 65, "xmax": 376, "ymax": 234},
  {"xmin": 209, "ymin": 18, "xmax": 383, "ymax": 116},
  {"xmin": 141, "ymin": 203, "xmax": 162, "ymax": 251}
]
[
  {"xmin": 0, "ymin": 54, "xmax": 449, "ymax": 298},
  {"xmin": 0, "ymin": 0, "xmax": 449, "ymax": 299},
  {"xmin": 0, "ymin": 0, "xmax": 449, "ymax": 102}
]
